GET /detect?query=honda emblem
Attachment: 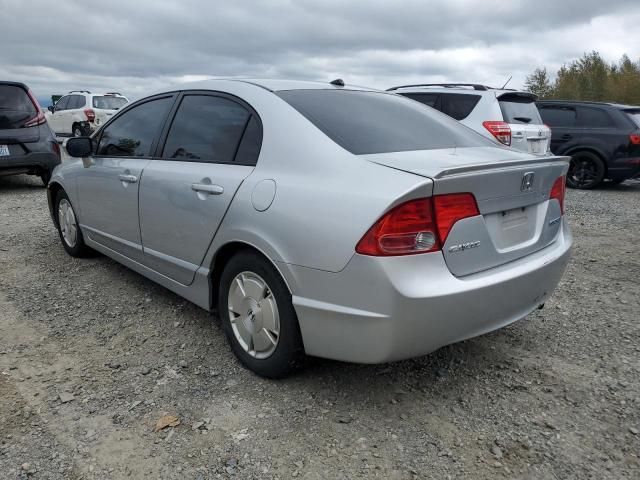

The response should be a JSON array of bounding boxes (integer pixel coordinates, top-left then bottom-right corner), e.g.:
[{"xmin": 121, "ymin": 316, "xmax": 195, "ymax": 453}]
[{"xmin": 521, "ymin": 172, "xmax": 535, "ymax": 192}]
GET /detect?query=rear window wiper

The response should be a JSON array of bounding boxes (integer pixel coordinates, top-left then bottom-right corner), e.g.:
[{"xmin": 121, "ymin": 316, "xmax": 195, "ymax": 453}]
[{"xmin": 513, "ymin": 116, "xmax": 532, "ymax": 123}]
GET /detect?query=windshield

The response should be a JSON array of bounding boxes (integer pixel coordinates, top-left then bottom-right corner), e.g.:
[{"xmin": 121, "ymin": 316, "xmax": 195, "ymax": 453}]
[
  {"xmin": 277, "ymin": 89, "xmax": 492, "ymax": 155},
  {"xmin": 499, "ymin": 99, "xmax": 543, "ymax": 125},
  {"xmin": 624, "ymin": 109, "xmax": 640, "ymax": 128},
  {"xmin": 0, "ymin": 84, "xmax": 37, "ymax": 129},
  {"xmin": 93, "ymin": 96, "xmax": 128, "ymax": 110}
]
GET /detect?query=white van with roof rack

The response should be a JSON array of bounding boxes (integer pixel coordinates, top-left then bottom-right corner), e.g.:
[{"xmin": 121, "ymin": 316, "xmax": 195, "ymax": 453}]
[
  {"xmin": 387, "ymin": 83, "xmax": 551, "ymax": 156},
  {"xmin": 46, "ymin": 91, "xmax": 129, "ymax": 137}
]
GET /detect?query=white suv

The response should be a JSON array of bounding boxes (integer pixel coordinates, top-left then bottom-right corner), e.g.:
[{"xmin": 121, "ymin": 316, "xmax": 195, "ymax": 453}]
[
  {"xmin": 47, "ymin": 91, "xmax": 128, "ymax": 137},
  {"xmin": 388, "ymin": 83, "xmax": 551, "ymax": 155}
]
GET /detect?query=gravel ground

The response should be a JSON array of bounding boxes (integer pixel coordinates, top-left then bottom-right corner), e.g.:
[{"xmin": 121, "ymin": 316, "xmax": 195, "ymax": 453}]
[{"xmin": 0, "ymin": 173, "xmax": 638, "ymax": 480}]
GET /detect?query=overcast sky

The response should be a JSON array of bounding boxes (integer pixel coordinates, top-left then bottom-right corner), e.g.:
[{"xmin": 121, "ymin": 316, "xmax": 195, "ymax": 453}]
[{"xmin": 1, "ymin": 0, "xmax": 639, "ymax": 104}]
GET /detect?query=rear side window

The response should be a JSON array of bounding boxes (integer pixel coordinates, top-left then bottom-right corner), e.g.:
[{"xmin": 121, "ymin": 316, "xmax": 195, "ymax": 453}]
[
  {"xmin": 538, "ymin": 106, "xmax": 577, "ymax": 127},
  {"xmin": 440, "ymin": 93, "xmax": 481, "ymax": 120},
  {"xmin": 93, "ymin": 96, "xmax": 128, "ymax": 110},
  {"xmin": 277, "ymin": 89, "xmax": 491, "ymax": 155},
  {"xmin": 400, "ymin": 92, "xmax": 440, "ymax": 108},
  {"xmin": 499, "ymin": 97, "xmax": 543, "ymax": 125},
  {"xmin": 162, "ymin": 95, "xmax": 258, "ymax": 164},
  {"xmin": 0, "ymin": 85, "xmax": 36, "ymax": 129},
  {"xmin": 577, "ymin": 107, "xmax": 614, "ymax": 128},
  {"xmin": 97, "ymin": 96, "xmax": 173, "ymax": 157},
  {"xmin": 625, "ymin": 109, "xmax": 640, "ymax": 128}
]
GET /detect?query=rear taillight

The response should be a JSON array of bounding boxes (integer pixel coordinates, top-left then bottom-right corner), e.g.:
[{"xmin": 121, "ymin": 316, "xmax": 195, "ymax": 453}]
[
  {"xmin": 84, "ymin": 108, "xmax": 96, "ymax": 122},
  {"xmin": 23, "ymin": 88, "xmax": 46, "ymax": 127},
  {"xmin": 356, "ymin": 194, "xmax": 480, "ymax": 256},
  {"xmin": 52, "ymin": 141, "xmax": 61, "ymax": 160},
  {"xmin": 482, "ymin": 121, "xmax": 511, "ymax": 146},
  {"xmin": 550, "ymin": 176, "xmax": 566, "ymax": 214},
  {"xmin": 630, "ymin": 133, "xmax": 640, "ymax": 145},
  {"xmin": 433, "ymin": 193, "xmax": 480, "ymax": 243}
]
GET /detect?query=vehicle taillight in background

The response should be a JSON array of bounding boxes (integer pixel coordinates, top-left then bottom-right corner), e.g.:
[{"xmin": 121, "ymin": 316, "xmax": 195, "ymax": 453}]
[
  {"xmin": 629, "ymin": 133, "xmax": 640, "ymax": 145},
  {"xmin": 23, "ymin": 88, "xmax": 46, "ymax": 127},
  {"xmin": 52, "ymin": 141, "xmax": 61, "ymax": 160},
  {"xmin": 482, "ymin": 121, "xmax": 511, "ymax": 146},
  {"xmin": 356, "ymin": 194, "xmax": 480, "ymax": 256},
  {"xmin": 84, "ymin": 108, "xmax": 96, "ymax": 123},
  {"xmin": 550, "ymin": 176, "xmax": 566, "ymax": 214}
]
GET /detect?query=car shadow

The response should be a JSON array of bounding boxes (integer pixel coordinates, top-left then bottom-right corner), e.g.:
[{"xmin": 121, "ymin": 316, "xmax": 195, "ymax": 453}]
[
  {"xmin": 0, "ymin": 174, "xmax": 45, "ymax": 192},
  {"xmin": 598, "ymin": 179, "xmax": 640, "ymax": 191}
]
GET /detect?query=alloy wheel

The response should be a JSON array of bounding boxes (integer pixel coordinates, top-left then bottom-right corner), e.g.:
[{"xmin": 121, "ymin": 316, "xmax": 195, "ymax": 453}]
[{"xmin": 568, "ymin": 157, "xmax": 600, "ymax": 188}]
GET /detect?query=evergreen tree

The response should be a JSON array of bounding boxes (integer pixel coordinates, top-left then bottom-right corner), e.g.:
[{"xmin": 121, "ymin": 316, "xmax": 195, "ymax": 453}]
[{"xmin": 524, "ymin": 67, "xmax": 553, "ymax": 98}]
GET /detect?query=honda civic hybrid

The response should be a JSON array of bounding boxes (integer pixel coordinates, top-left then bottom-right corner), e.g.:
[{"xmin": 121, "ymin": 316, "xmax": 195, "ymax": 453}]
[{"xmin": 48, "ymin": 79, "xmax": 572, "ymax": 378}]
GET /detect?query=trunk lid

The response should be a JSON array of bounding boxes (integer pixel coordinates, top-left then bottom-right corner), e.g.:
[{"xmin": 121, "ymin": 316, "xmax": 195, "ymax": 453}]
[{"xmin": 364, "ymin": 147, "xmax": 569, "ymax": 276}]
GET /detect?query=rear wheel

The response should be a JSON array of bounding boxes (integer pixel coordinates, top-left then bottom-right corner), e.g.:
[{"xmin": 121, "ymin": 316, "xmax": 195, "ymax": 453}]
[
  {"xmin": 73, "ymin": 124, "xmax": 84, "ymax": 137},
  {"xmin": 566, "ymin": 152, "xmax": 605, "ymax": 189},
  {"xmin": 218, "ymin": 251, "xmax": 304, "ymax": 378},
  {"xmin": 55, "ymin": 190, "xmax": 92, "ymax": 257}
]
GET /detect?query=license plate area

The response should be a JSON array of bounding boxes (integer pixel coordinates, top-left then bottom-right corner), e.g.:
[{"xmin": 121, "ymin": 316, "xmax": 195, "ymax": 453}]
[
  {"xmin": 527, "ymin": 139, "xmax": 544, "ymax": 154},
  {"xmin": 484, "ymin": 205, "xmax": 538, "ymax": 251},
  {"xmin": 0, "ymin": 145, "xmax": 9, "ymax": 156}
]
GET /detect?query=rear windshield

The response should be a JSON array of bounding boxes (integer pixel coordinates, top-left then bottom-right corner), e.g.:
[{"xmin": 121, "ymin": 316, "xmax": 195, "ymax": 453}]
[
  {"xmin": 0, "ymin": 85, "xmax": 36, "ymax": 130},
  {"xmin": 499, "ymin": 97, "xmax": 543, "ymax": 125},
  {"xmin": 624, "ymin": 109, "xmax": 640, "ymax": 128},
  {"xmin": 277, "ymin": 89, "xmax": 492, "ymax": 155},
  {"xmin": 93, "ymin": 96, "xmax": 128, "ymax": 110}
]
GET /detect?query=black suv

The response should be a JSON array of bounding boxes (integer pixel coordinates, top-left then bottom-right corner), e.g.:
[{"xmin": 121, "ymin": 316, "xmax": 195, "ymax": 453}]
[
  {"xmin": 537, "ymin": 100, "xmax": 640, "ymax": 189},
  {"xmin": 0, "ymin": 81, "xmax": 61, "ymax": 185}
]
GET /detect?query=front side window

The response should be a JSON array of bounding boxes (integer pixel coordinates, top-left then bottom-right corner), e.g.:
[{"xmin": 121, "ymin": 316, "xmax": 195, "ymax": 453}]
[
  {"xmin": 278, "ymin": 89, "xmax": 491, "ymax": 155},
  {"xmin": 162, "ymin": 95, "xmax": 255, "ymax": 164},
  {"xmin": 97, "ymin": 96, "xmax": 173, "ymax": 157},
  {"xmin": 55, "ymin": 96, "xmax": 70, "ymax": 111},
  {"xmin": 578, "ymin": 107, "xmax": 614, "ymax": 128},
  {"xmin": 539, "ymin": 106, "xmax": 577, "ymax": 128}
]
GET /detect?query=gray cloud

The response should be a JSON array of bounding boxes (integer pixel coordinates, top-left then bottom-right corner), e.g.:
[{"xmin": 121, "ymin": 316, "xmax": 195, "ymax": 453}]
[{"xmin": 1, "ymin": 0, "xmax": 638, "ymax": 103}]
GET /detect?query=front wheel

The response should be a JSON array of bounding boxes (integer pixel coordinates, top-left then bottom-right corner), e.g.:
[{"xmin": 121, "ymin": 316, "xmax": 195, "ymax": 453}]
[
  {"xmin": 566, "ymin": 152, "xmax": 605, "ymax": 189},
  {"xmin": 218, "ymin": 251, "xmax": 304, "ymax": 378},
  {"xmin": 55, "ymin": 190, "xmax": 92, "ymax": 257}
]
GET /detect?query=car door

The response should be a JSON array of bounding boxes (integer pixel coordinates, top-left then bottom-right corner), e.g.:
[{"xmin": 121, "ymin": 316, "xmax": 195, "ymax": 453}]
[
  {"xmin": 138, "ymin": 92, "xmax": 262, "ymax": 285},
  {"xmin": 48, "ymin": 95, "xmax": 69, "ymax": 134},
  {"xmin": 75, "ymin": 95, "xmax": 175, "ymax": 263},
  {"xmin": 537, "ymin": 104, "xmax": 581, "ymax": 154},
  {"xmin": 576, "ymin": 106, "xmax": 619, "ymax": 156}
]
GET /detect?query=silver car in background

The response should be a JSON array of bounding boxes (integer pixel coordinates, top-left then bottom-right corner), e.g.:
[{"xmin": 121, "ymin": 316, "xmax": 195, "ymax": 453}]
[{"xmin": 48, "ymin": 79, "xmax": 572, "ymax": 378}]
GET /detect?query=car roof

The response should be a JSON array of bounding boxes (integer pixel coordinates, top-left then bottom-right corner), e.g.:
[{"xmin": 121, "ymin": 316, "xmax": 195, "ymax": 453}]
[
  {"xmin": 537, "ymin": 99, "xmax": 640, "ymax": 109},
  {"xmin": 160, "ymin": 78, "xmax": 380, "ymax": 93},
  {"xmin": 0, "ymin": 81, "xmax": 28, "ymax": 90}
]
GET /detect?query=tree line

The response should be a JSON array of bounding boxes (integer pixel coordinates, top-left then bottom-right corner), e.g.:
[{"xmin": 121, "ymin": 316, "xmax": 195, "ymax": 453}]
[{"xmin": 524, "ymin": 51, "xmax": 640, "ymax": 105}]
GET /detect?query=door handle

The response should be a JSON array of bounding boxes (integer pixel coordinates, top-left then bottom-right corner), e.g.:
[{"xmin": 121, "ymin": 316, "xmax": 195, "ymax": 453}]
[
  {"xmin": 118, "ymin": 174, "xmax": 138, "ymax": 183},
  {"xmin": 192, "ymin": 183, "xmax": 224, "ymax": 195}
]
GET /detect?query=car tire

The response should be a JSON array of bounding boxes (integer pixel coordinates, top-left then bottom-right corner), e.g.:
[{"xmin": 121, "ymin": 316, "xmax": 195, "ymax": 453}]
[
  {"xmin": 566, "ymin": 152, "xmax": 606, "ymax": 189},
  {"xmin": 54, "ymin": 190, "xmax": 92, "ymax": 257},
  {"xmin": 73, "ymin": 124, "xmax": 84, "ymax": 137},
  {"xmin": 39, "ymin": 169, "xmax": 52, "ymax": 186},
  {"xmin": 218, "ymin": 251, "xmax": 304, "ymax": 378}
]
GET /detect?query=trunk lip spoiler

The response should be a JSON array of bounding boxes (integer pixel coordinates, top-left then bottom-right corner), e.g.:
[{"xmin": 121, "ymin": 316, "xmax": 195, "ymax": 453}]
[{"xmin": 433, "ymin": 155, "xmax": 570, "ymax": 179}]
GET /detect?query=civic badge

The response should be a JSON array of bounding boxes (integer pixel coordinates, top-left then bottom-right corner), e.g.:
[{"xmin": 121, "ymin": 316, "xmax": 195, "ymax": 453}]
[{"xmin": 521, "ymin": 172, "xmax": 535, "ymax": 192}]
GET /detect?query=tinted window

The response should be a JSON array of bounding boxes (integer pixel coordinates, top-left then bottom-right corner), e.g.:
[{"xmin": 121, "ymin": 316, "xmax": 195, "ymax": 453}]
[
  {"xmin": 55, "ymin": 96, "xmax": 70, "ymax": 111},
  {"xmin": 277, "ymin": 90, "xmax": 491, "ymax": 155},
  {"xmin": 538, "ymin": 106, "xmax": 577, "ymax": 127},
  {"xmin": 234, "ymin": 115, "xmax": 263, "ymax": 165},
  {"xmin": 578, "ymin": 107, "xmax": 614, "ymax": 128},
  {"xmin": 68, "ymin": 95, "xmax": 85, "ymax": 109},
  {"xmin": 499, "ymin": 98, "xmax": 543, "ymax": 124},
  {"xmin": 400, "ymin": 92, "xmax": 440, "ymax": 108},
  {"xmin": 624, "ymin": 109, "xmax": 640, "ymax": 128},
  {"xmin": 97, "ymin": 97, "xmax": 173, "ymax": 157},
  {"xmin": 162, "ymin": 95, "xmax": 252, "ymax": 163},
  {"xmin": 441, "ymin": 93, "xmax": 481, "ymax": 120},
  {"xmin": 0, "ymin": 85, "xmax": 37, "ymax": 129},
  {"xmin": 93, "ymin": 96, "xmax": 128, "ymax": 110}
]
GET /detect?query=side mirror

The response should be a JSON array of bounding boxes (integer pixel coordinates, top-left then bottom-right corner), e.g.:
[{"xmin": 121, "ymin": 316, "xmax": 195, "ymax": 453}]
[
  {"xmin": 48, "ymin": 105, "xmax": 55, "ymax": 113},
  {"xmin": 66, "ymin": 137, "xmax": 93, "ymax": 157}
]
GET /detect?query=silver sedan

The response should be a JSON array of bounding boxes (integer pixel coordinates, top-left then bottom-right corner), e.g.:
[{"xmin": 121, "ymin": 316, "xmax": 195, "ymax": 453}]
[{"xmin": 48, "ymin": 79, "xmax": 572, "ymax": 378}]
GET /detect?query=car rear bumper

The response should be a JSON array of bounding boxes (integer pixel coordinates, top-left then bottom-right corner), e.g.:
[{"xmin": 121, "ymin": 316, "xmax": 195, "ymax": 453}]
[
  {"xmin": 0, "ymin": 151, "xmax": 60, "ymax": 175},
  {"xmin": 608, "ymin": 157, "xmax": 640, "ymax": 181},
  {"xmin": 284, "ymin": 219, "xmax": 572, "ymax": 363}
]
